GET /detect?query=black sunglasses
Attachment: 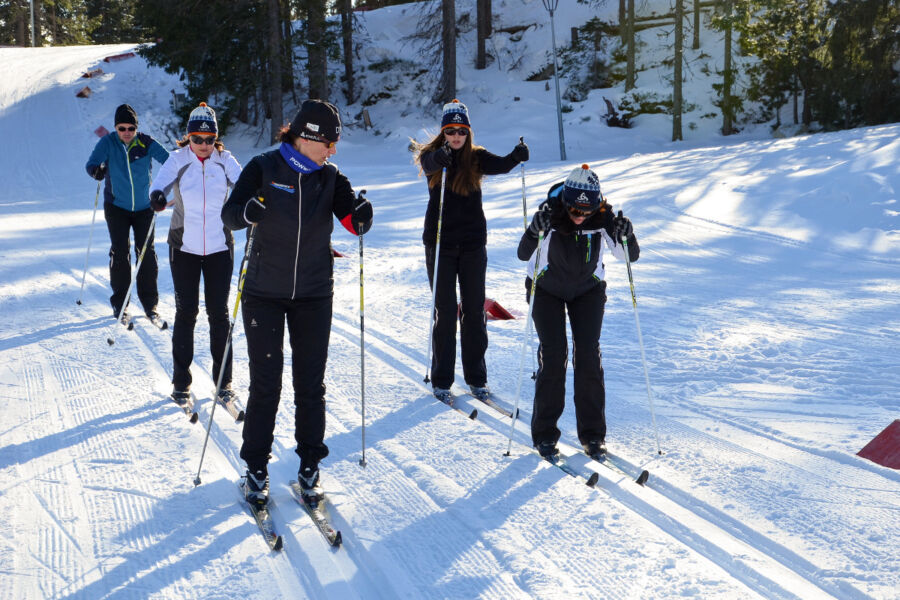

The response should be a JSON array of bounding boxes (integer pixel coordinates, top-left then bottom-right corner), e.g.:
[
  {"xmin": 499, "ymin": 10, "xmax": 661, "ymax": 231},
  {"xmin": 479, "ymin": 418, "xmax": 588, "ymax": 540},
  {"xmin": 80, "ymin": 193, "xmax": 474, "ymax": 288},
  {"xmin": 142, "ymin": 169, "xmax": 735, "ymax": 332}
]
[
  {"xmin": 116, "ymin": 126, "xmax": 136, "ymax": 132},
  {"xmin": 443, "ymin": 128, "xmax": 468, "ymax": 137},
  {"xmin": 567, "ymin": 204, "xmax": 596, "ymax": 218},
  {"xmin": 190, "ymin": 135, "xmax": 216, "ymax": 145}
]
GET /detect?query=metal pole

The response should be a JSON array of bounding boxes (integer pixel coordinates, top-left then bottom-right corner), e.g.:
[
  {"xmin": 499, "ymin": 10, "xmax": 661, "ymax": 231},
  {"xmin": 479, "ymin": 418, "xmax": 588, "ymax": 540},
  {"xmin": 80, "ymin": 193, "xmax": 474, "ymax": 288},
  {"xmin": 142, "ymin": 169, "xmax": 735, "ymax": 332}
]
[
  {"xmin": 505, "ymin": 231, "xmax": 545, "ymax": 456},
  {"xmin": 195, "ymin": 223, "xmax": 258, "ymax": 485},
  {"xmin": 77, "ymin": 181, "xmax": 102, "ymax": 305},
  {"xmin": 543, "ymin": 0, "xmax": 566, "ymax": 161},
  {"xmin": 424, "ymin": 168, "xmax": 447, "ymax": 384},
  {"xmin": 619, "ymin": 225, "xmax": 662, "ymax": 455},
  {"xmin": 358, "ymin": 224, "xmax": 367, "ymax": 468}
]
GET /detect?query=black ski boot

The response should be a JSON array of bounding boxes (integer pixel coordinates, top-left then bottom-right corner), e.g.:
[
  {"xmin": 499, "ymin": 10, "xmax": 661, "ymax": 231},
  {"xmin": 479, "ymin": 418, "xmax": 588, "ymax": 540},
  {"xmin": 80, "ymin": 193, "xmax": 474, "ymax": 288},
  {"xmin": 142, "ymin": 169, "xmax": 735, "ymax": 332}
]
[
  {"xmin": 241, "ymin": 468, "xmax": 269, "ymax": 507},
  {"xmin": 583, "ymin": 440, "xmax": 607, "ymax": 460},
  {"xmin": 536, "ymin": 441, "xmax": 559, "ymax": 459},
  {"xmin": 298, "ymin": 461, "xmax": 321, "ymax": 505}
]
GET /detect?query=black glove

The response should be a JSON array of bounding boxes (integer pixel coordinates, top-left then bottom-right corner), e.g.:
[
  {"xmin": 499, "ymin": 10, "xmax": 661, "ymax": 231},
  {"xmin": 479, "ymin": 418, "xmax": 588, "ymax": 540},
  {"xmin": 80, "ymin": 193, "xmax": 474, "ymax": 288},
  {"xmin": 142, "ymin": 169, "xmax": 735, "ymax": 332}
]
[
  {"xmin": 150, "ymin": 190, "xmax": 167, "ymax": 212},
  {"xmin": 89, "ymin": 163, "xmax": 107, "ymax": 181},
  {"xmin": 243, "ymin": 197, "xmax": 266, "ymax": 225},
  {"xmin": 511, "ymin": 140, "xmax": 529, "ymax": 163},
  {"xmin": 433, "ymin": 143, "xmax": 453, "ymax": 168},
  {"xmin": 351, "ymin": 190, "xmax": 373, "ymax": 235},
  {"xmin": 528, "ymin": 205, "xmax": 552, "ymax": 236},
  {"xmin": 614, "ymin": 210, "xmax": 633, "ymax": 241}
]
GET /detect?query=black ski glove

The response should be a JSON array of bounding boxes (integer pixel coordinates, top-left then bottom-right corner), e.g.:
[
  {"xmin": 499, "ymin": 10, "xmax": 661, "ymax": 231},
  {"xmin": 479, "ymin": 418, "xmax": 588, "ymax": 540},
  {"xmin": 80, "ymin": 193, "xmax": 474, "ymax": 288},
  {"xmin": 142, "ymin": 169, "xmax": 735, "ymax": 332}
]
[
  {"xmin": 613, "ymin": 210, "xmax": 633, "ymax": 241},
  {"xmin": 89, "ymin": 163, "xmax": 107, "ymax": 181},
  {"xmin": 511, "ymin": 140, "xmax": 529, "ymax": 163},
  {"xmin": 150, "ymin": 190, "xmax": 167, "ymax": 212},
  {"xmin": 352, "ymin": 190, "xmax": 373, "ymax": 235},
  {"xmin": 433, "ymin": 142, "xmax": 453, "ymax": 168},
  {"xmin": 243, "ymin": 197, "xmax": 266, "ymax": 225},
  {"xmin": 528, "ymin": 204, "xmax": 552, "ymax": 237}
]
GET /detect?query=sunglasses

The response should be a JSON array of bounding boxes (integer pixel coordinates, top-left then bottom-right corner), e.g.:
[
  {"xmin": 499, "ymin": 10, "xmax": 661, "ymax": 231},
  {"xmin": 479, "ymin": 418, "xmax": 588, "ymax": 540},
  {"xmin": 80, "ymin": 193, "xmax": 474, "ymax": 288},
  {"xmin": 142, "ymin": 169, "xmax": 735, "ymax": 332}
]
[
  {"xmin": 190, "ymin": 135, "xmax": 216, "ymax": 145},
  {"xmin": 301, "ymin": 131, "xmax": 337, "ymax": 149},
  {"xmin": 567, "ymin": 205, "xmax": 596, "ymax": 218},
  {"xmin": 116, "ymin": 126, "xmax": 136, "ymax": 132},
  {"xmin": 443, "ymin": 128, "xmax": 468, "ymax": 137}
]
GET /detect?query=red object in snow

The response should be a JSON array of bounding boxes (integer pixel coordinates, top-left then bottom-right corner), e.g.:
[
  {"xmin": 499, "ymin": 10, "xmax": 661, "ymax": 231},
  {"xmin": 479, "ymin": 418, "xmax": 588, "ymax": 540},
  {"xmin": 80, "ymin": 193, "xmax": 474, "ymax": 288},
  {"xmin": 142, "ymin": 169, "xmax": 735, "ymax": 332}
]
[
  {"xmin": 103, "ymin": 52, "xmax": 135, "ymax": 63},
  {"xmin": 94, "ymin": 125, "xmax": 109, "ymax": 138},
  {"xmin": 485, "ymin": 298, "xmax": 515, "ymax": 320},
  {"xmin": 75, "ymin": 86, "xmax": 92, "ymax": 98},
  {"xmin": 81, "ymin": 67, "xmax": 104, "ymax": 78},
  {"xmin": 857, "ymin": 420, "xmax": 900, "ymax": 469}
]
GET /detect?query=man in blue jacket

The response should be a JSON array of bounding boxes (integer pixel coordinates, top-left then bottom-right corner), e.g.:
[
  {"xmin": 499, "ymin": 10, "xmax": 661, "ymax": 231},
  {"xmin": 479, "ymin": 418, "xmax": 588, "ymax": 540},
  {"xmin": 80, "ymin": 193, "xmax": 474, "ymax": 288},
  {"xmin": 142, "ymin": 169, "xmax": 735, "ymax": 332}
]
[{"xmin": 85, "ymin": 104, "xmax": 170, "ymax": 320}]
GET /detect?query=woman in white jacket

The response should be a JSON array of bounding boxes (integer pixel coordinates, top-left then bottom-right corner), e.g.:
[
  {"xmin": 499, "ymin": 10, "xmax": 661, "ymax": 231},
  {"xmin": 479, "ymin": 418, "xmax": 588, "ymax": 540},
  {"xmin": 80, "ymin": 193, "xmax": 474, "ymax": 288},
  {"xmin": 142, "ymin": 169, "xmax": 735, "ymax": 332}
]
[{"xmin": 150, "ymin": 103, "xmax": 242, "ymax": 406}]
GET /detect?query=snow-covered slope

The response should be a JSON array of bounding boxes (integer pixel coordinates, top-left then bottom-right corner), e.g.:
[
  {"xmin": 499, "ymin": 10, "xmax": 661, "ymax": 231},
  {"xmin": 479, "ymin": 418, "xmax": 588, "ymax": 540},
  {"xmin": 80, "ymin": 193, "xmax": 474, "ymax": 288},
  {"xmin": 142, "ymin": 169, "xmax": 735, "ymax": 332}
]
[{"xmin": 1, "ymin": 15, "xmax": 898, "ymax": 600}]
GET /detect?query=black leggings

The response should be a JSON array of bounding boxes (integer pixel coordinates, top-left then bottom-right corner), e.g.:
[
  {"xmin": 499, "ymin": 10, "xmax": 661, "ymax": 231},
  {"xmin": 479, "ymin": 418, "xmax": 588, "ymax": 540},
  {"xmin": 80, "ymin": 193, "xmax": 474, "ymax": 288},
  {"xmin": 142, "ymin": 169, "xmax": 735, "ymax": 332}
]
[{"xmin": 169, "ymin": 247, "xmax": 233, "ymax": 391}]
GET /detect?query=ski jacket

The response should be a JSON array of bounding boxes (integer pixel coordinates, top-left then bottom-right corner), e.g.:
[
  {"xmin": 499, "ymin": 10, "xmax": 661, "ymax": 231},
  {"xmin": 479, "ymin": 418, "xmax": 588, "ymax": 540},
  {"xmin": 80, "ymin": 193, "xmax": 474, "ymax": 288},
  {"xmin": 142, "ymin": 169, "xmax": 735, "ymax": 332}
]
[
  {"xmin": 517, "ymin": 182, "xmax": 640, "ymax": 302},
  {"xmin": 85, "ymin": 131, "xmax": 169, "ymax": 211},
  {"xmin": 150, "ymin": 146, "xmax": 243, "ymax": 256},
  {"xmin": 420, "ymin": 147, "xmax": 521, "ymax": 249},
  {"xmin": 221, "ymin": 149, "xmax": 369, "ymax": 299}
]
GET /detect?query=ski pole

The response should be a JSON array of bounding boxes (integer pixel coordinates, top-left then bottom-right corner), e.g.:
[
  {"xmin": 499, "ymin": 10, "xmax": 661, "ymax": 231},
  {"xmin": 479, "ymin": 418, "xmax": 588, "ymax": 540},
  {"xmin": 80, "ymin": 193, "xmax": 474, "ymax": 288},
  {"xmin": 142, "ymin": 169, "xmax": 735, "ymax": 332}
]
[
  {"xmin": 618, "ymin": 211, "xmax": 662, "ymax": 455},
  {"xmin": 107, "ymin": 212, "xmax": 158, "ymax": 346},
  {"xmin": 518, "ymin": 138, "xmax": 537, "ymax": 379},
  {"xmin": 505, "ymin": 230, "xmax": 545, "ymax": 456},
  {"xmin": 77, "ymin": 179, "xmax": 102, "ymax": 305},
  {"xmin": 358, "ymin": 220, "xmax": 367, "ymax": 468},
  {"xmin": 424, "ymin": 167, "xmax": 447, "ymax": 384},
  {"xmin": 195, "ymin": 221, "xmax": 259, "ymax": 486},
  {"xmin": 519, "ymin": 137, "xmax": 528, "ymax": 231}
]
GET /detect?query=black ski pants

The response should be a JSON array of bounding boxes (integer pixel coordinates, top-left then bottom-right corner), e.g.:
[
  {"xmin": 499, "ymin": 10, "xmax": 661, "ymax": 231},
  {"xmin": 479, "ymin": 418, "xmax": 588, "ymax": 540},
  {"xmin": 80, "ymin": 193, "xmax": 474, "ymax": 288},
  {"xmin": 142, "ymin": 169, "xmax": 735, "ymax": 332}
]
[
  {"xmin": 169, "ymin": 247, "xmax": 233, "ymax": 392},
  {"xmin": 239, "ymin": 293, "xmax": 332, "ymax": 474},
  {"xmin": 425, "ymin": 243, "xmax": 488, "ymax": 390},
  {"xmin": 530, "ymin": 281, "xmax": 607, "ymax": 448},
  {"xmin": 103, "ymin": 203, "xmax": 158, "ymax": 314}
]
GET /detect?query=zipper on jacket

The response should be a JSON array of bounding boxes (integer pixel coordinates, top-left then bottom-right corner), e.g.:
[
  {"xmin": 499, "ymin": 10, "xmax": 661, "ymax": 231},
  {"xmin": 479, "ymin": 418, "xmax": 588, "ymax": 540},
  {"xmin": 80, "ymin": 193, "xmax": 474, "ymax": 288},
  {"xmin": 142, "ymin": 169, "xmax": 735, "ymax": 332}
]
[
  {"xmin": 201, "ymin": 161, "xmax": 207, "ymax": 255},
  {"xmin": 122, "ymin": 142, "xmax": 136, "ymax": 210},
  {"xmin": 586, "ymin": 234, "xmax": 591, "ymax": 262},
  {"xmin": 292, "ymin": 172, "xmax": 302, "ymax": 298}
]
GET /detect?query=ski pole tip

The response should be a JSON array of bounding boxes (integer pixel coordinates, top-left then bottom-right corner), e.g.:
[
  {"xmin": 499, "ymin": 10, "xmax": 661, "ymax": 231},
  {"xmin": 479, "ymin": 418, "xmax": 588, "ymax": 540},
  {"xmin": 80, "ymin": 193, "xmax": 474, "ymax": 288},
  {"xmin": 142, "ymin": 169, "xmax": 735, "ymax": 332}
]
[{"xmin": 193, "ymin": 476, "xmax": 201, "ymax": 486}]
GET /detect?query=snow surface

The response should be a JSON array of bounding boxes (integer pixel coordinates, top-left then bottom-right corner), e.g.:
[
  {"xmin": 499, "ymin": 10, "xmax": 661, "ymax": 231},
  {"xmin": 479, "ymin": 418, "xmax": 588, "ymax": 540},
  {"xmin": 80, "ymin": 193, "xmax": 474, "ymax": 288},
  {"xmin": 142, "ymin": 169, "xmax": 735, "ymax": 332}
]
[{"xmin": 1, "ymin": 2, "xmax": 899, "ymax": 598}]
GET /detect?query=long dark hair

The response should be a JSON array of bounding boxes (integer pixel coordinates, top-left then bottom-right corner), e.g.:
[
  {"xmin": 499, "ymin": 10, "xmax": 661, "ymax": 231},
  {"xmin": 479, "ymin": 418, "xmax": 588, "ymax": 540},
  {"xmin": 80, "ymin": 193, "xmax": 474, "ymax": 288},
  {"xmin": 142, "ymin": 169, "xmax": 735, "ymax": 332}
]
[
  {"xmin": 413, "ymin": 129, "xmax": 484, "ymax": 196},
  {"xmin": 176, "ymin": 134, "xmax": 225, "ymax": 152}
]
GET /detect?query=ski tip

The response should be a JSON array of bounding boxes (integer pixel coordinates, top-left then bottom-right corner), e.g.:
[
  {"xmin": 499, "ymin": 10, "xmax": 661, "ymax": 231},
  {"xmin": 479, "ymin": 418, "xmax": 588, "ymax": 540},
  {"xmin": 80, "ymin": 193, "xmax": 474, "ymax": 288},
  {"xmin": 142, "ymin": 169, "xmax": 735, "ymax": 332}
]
[
  {"xmin": 161, "ymin": 321, "xmax": 169, "ymax": 330},
  {"xmin": 273, "ymin": 535, "xmax": 284, "ymax": 551},
  {"xmin": 468, "ymin": 409, "xmax": 478, "ymax": 419},
  {"xmin": 189, "ymin": 412, "xmax": 199, "ymax": 424},
  {"xmin": 106, "ymin": 337, "xmax": 114, "ymax": 346},
  {"xmin": 333, "ymin": 531, "xmax": 343, "ymax": 547},
  {"xmin": 636, "ymin": 470, "xmax": 650, "ymax": 486},
  {"xmin": 126, "ymin": 322, "xmax": 134, "ymax": 330},
  {"xmin": 586, "ymin": 472, "xmax": 599, "ymax": 487},
  {"xmin": 236, "ymin": 410, "xmax": 245, "ymax": 422},
  {"xmin": 76, "ymin": 299, "xmax": 82, "ymax": 305}
]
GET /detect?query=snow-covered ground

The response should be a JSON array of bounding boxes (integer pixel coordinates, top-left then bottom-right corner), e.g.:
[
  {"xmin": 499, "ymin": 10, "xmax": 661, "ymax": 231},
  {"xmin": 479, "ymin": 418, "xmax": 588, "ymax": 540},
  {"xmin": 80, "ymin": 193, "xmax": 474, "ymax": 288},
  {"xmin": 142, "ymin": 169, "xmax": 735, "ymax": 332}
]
[{"xmin": 1, "ymin": 4, "xmax": 899, "ymax": 598}]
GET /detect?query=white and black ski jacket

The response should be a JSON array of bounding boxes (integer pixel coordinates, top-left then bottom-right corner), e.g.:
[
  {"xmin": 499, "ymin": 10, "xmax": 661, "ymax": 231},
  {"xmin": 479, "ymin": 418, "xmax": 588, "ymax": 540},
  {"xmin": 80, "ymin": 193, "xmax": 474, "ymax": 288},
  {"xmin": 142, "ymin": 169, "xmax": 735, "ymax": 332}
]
[
  {"xmin": 518, "ymin": 183, "xmax": 640, "ymax": 302},
  {"xmin": 150, "ymin": 146, "xmax": 243, "ymax": 255}
]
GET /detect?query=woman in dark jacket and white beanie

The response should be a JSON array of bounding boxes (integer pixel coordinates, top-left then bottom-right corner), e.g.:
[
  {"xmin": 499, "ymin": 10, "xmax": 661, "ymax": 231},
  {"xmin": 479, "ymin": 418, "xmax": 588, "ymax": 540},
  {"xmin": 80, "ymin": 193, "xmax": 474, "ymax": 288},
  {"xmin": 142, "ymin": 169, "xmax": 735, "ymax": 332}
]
[
  {"xmin": 518, "ymin": 164, "xmax": 640, "ymax": 460},
  {"xmin": 414, "ymin": 99, "xmax": 529, "ymax": 404}
]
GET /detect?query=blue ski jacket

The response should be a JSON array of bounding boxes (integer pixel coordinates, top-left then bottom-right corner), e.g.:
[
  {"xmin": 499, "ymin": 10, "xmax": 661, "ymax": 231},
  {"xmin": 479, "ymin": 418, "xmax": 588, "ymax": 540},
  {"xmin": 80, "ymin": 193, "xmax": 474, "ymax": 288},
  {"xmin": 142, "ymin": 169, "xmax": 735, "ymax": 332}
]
[{"xmin": 85, "ymin": 131, "xmax": 170, "ymax": 211}]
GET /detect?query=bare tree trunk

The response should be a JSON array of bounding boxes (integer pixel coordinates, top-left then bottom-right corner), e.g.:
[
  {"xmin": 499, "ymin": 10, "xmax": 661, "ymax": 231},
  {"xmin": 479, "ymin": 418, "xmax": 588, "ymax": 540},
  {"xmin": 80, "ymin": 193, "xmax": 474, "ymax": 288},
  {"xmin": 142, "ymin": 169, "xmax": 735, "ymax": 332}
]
[
  {"xmin": 692, "ymin": 0, "xmax": 700, "ymax": 49},
  {"xmin": 340, "ymin": 0, "xmax": 355, "ymax": 102},
  {"xmin": 14, "ymin": 1, "xmax": 26, "ymax": 46},
  {"xmin": 33, "ymin": 0, "xmax": 42, "ymax": 46},
  {"xmin": 625, "ymin": 0, "xmax": 635, "ymax": 91},
  {"xmin": 282, "ymin": 0, "xmax": 296, "ymax": 96},
  {"xmin": 440, "ymin": 0, "xmax": 456, "ymax": 102},
  {"xmin": 484, "ymin": 0, "xmax": 491, "ymax": 36},
  {"xmin": 722, "ymin": 0, "xmax": 733, "ymax": 135},
  {"xmin": 306, "ymin": 0, "xmax": 328, "ymax": 99},
  {"xmin": 672, "ymin": 0, "xmax": 684, "ymax": 141},
  {"xmin": 268, "ymin": 0, "xmax": 284, "ymax": 143},
  {"xmin": 619, "ymin": 0, "xmax": 626, "ymax": 42},
  {"xmin": 476, "ymin": 0, "xmax": 487, "ymax": 69}
]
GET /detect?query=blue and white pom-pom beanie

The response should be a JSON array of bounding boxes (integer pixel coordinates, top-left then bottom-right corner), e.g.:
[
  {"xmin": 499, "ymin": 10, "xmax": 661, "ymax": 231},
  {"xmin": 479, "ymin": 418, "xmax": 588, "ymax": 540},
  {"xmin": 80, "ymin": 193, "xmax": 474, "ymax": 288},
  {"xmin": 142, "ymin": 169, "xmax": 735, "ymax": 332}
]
[
  {"xmin": 563, "ymin": 164, "xmax": 602, "ymax": 211},
  {"xmin": 440, "ymin": 99, "xmax": 470, "ymax": 130},
  {"xmin": 187, "ymin": 102, "xmax": 218, "ymax": 135}
]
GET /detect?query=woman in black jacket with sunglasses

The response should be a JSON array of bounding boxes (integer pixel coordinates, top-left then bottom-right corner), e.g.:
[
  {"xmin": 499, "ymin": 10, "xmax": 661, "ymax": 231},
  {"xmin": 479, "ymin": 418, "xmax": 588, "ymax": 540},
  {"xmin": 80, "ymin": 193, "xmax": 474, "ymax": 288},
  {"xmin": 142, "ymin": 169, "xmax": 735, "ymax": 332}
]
[
  {"xmin": 414, "ymin": 99, "xmax": 529, "ymax": 404},
  {"xmin": 518, "ymin": 164, "xmax": 639, "ymax": 460}
]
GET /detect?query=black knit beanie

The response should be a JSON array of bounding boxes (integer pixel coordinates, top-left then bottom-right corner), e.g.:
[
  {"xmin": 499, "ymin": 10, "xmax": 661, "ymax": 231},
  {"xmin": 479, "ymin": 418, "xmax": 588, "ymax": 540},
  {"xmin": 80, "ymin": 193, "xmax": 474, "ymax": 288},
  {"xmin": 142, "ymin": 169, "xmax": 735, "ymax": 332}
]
[{"xmin": 115, "ymin": 104, "xmax": 138, "ymax": 126}]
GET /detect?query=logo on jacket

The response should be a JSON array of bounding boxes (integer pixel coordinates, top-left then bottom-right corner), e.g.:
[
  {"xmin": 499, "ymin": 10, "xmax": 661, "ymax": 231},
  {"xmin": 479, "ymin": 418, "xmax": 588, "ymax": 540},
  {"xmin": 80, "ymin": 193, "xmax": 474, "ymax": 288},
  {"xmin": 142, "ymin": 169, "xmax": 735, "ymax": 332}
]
[{"xmin": 269, "ymin": 181, "xmax": 295, "ymax": 193}]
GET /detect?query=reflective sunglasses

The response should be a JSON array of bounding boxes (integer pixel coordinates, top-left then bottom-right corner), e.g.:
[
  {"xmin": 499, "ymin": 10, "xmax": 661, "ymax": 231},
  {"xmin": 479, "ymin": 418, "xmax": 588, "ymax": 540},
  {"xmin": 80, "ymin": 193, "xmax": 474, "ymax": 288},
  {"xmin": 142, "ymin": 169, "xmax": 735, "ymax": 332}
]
[
  {"xmin": 302, "ymin": 131, "xmax": 337, "ymax": 149},
  {"xmin": 116, "ymin": 126, "xmax": 136, "ymax": 132},
  {"xmin": 443, "ymin": 127, "xmax": 468, "ymax": 137},
  {"xmin": 566, "ymin": 204, "xmax": 596, "ymax": 218},
  {"xmin": 190, "ymin": 135, "xmax": 216, "ymax": 145}
]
